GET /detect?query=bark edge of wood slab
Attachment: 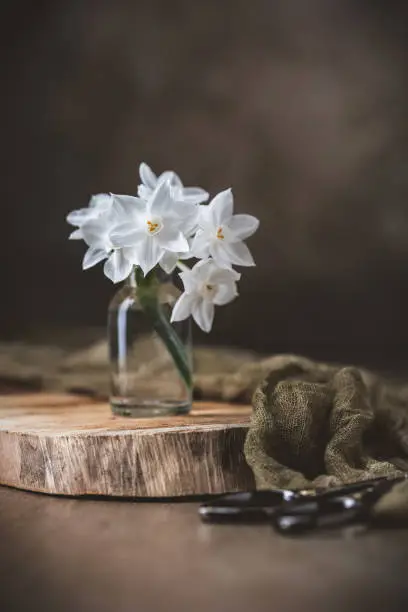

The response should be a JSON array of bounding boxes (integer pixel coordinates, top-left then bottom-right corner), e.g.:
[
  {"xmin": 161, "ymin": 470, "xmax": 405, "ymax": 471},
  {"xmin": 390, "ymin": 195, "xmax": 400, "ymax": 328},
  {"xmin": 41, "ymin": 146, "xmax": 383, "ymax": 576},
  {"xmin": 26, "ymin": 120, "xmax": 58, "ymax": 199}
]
[{"xmin": 0, "ymin": 394, "xmax": 254, "ymax": 497}]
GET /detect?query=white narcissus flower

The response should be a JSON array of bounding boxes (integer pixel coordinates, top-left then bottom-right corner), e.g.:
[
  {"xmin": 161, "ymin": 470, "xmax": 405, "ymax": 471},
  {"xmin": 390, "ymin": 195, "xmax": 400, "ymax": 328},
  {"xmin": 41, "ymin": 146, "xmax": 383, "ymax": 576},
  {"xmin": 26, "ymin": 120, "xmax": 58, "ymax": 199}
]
[
  {"xmin": 171, "ymin": 259, "xmax": 240, "ymax": 332},
  {"xmin": 66, "ymin": 193, "xmax": 114, "ymax": 240},
  {"xmin": 111, "ymin": 181, "xmax": 195, "ymax": 276},
  {"xmin": 138, "ymin": 162, "xmax": 209, "ymax": 205},
  {"xmin": 79, "ymin": 195, "xmax": 145, "ymax": 283},
  {"xmin": 191, "ymin": 188, "xmax": 259, "ymax": 269}
]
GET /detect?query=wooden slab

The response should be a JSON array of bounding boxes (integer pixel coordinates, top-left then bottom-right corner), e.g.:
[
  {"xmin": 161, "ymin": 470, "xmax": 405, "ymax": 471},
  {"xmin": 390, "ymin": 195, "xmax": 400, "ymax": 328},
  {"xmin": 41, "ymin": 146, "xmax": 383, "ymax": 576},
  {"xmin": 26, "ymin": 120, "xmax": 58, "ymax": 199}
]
[{"xmin": 0, "ymin": 394, "xmax": 254, "ymax": 497}]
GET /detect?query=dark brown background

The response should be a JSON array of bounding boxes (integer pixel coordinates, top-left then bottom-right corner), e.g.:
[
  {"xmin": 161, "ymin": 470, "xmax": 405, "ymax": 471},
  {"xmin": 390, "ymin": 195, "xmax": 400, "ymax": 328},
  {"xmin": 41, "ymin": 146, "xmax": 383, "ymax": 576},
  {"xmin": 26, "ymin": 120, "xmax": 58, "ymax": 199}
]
[{"xmin": 3, "ymin": 0, "xmax": 408, "ymax": 369}]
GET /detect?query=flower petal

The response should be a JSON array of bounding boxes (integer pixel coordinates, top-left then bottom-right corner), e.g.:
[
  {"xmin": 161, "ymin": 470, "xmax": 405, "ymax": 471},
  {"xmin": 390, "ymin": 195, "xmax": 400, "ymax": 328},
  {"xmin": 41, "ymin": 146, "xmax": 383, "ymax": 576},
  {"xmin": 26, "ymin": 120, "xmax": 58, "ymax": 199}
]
[
  {"xmin": 179, "ymin": 243, "xmax": 194, "ymax": 260},
  {"xmin": 122, "ymin": 246, "xmax": 141, "ymax": 265},
  {"xmin": 137, "ymin": 236, "xmax": 164, "ymax": 276},
  {"xmin": 137, "ymin": 184, "xmax": 152, "ymax": 200},
  {"xmin": 170, "ymin": 293, "xmax": 196, "ymax": 323},
  {"xmin": 190, "ymin": 231, "xmax": 211, "ymax": 260},
  {"xmin": 111, "ymin": 227, "xmax": 146, "ymax": 248},
  {"xmin": 179, "ymin": 269, "xmax": 198, "ymax": 293},
  {"xmin": 183, "ymin": 209, "xmax": 200, "ymax": 237},
  {"xmin": 89, "ymin": 193, "xmax": 112, "ymax": 210},
  {"xmin": 81, "ymin": 219, "xmax": 110, "ymax": 249},
  {"xmin": 192, "ymin": 300, "xmax": 214, "ymax": 333},
  {"xmin": 210, "ymin": 241, "xmax": 234, "ymax": 269},
  {"xmin": 189, "ymin": 258, "xmax": 215, "ymax": 281},
  {"xmin": 148, "ymin": 180, "xmax": 172, "ymax": 216},
  {"xmin": 228, "ymin": 214, "xmax": 260, "ymax": 241},
  {"xmin": 69, "ymin": 229, "xmax": 83, "ymax": 240},
  {"xmin": 156, "ymin": 230, "xmax": 189, "ymax": 253},
  {"xmin": 67, "ymin": 194, "xmax": 114, "ymax": 228},
  {"xmin": 165, "ymin": 200, "xmax": 198, "ymax": 225},
  {"xmin": 113, "ymin": 195, "xmax": 146, "ymax": 220},
  {"xmin": 181, "ymin": 187, "xmax": 209, "ymax": 204},
  {"xmin": 66, "ymin": 208, "xmax": 92, "ymax": 227},
  {"xmin": 223, "ymin": 241, "xmax": 255, "ymax": 266},
  {"xmin": 139, "ymin": 163, "xmax": 157, "ymax": 189},
  {"xmin": 208, "ymin": 188, "xmax": 234, "ymax": 226},
  {"xmin": 160, "ymin": 171, "xmax": 183, "ymax": 189},
  {"xmin": 103, "ymin": 250, "xmax": 133, "ymax": 283},
  {"xmin": 197, "ymin": 204, "xmax": 215, "ymax": 231},
  {"xmin": 82, "ymin": 247, "xmax": 108, "ymax": 270},
  {"xmin": 207, "ymin": 266, "xmax": 241, "ymax": 284},
  {"xmin": 213, "ymin": 282, "xmax": 238, "ymax": 306},
  {"xmin": 159, "ymin": 251, "xmax": 179, "ymax": 274}
]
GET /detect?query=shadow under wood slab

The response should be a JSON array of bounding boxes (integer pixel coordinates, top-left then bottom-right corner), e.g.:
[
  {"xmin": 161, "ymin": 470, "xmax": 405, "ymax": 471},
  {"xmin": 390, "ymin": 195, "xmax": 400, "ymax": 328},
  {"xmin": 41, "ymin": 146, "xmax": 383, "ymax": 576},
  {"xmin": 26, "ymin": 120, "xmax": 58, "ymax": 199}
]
[{"xmin": 0, "ymin": 394, "xmax": 254, "ymax": 497}]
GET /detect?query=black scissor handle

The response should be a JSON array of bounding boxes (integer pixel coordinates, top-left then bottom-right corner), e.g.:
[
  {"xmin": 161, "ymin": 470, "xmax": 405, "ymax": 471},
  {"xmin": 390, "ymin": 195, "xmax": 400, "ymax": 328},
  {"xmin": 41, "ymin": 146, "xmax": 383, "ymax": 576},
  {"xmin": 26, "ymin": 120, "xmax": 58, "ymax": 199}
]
[
  {"xmin": 274, "ymin": 476, "xmax": 407, "ymax": 534},
  {"xmin": 199, "ymin": 489, "xmax": 299, "ymax": 523},
  {"xmin": 198, "ymin": 475, "xmax": 407, "ymax": 530}
]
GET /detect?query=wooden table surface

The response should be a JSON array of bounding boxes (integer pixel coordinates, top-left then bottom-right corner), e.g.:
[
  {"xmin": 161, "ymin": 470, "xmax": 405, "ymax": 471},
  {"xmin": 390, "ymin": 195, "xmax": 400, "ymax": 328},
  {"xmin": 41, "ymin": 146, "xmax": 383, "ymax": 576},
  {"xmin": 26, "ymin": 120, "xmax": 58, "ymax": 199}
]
[{"xmin": 1, "ymin": 486, "xmax": 408, "ymax": 612}]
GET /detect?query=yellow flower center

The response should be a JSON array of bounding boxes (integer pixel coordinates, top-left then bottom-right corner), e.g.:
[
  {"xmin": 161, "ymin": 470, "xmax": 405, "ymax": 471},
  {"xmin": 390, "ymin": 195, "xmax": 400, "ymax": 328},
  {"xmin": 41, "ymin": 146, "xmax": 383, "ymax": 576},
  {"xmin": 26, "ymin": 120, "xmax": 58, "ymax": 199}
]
[
  {"xmin": 146, "ymin": 218, "xmax": 162, "ymax": 235},
  {"xmin": 201, "ymin": 283, "xmax": 217, "ymax": 300},
  {"xmin": 147, "ymin": 220, "xmax": 159, "ymax": 233},
  {"xmin": 216, "ymin": 227, "xmax": 225, "ymax": 240}
]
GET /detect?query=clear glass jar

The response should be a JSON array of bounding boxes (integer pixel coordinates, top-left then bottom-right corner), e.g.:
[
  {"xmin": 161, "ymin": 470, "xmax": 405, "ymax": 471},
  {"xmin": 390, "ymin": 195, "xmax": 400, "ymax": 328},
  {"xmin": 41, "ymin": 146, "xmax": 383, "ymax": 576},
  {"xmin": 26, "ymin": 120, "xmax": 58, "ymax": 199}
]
[{"xmin": 108, "ymin": 267, "xmax": 192, "ymax": 417}]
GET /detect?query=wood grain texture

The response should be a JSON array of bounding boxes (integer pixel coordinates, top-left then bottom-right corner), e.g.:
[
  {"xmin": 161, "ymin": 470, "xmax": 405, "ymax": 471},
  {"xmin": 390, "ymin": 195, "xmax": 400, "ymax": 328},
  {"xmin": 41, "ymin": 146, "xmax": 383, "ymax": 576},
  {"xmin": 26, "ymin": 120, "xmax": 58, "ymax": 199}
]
[{"xmin": 0, "ymin": 394, "xmax": 254, "ymax": 497}]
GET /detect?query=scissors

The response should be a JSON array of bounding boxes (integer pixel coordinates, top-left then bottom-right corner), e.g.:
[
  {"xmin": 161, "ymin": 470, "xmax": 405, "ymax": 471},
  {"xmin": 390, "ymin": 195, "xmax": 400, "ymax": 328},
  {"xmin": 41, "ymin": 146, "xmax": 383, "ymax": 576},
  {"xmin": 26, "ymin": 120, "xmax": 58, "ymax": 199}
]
[{"xmin": 199, "ymin": 475, "xmax": 406, "ymax": 534}]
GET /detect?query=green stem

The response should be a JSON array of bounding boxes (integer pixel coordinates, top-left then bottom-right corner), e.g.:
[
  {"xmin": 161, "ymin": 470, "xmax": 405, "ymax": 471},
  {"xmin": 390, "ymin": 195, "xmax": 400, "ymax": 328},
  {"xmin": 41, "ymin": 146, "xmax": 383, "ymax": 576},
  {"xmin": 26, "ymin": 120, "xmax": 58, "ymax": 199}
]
[{"xmin": 134, "ymin": 267, "xmax": 192, "ymax": 390}]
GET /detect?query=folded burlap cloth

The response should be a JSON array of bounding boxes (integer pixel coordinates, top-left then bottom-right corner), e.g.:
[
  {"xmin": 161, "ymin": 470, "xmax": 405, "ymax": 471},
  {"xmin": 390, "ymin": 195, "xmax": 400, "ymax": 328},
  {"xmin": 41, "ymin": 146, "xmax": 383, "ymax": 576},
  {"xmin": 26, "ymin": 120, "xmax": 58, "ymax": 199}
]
[{"xmin": 243, "ymin": 356, "xmax": 408, "ymax": 523}]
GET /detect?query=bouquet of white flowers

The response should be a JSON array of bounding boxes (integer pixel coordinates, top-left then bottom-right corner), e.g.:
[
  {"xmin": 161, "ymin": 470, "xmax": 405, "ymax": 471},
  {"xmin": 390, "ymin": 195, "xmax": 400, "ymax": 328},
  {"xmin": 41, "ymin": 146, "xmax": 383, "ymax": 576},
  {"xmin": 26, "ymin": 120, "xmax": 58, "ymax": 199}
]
[{"xmin": 67, "ymin": 163, "xmax": 259, "ymax": 415}]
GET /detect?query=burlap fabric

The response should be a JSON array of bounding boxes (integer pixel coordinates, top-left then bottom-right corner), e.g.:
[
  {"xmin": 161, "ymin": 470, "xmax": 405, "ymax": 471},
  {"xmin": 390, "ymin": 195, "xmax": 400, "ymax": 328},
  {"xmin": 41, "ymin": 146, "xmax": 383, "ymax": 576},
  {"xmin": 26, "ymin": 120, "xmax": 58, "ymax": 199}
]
[
  {"xmin": 244, "ymin": 356, "xmax": 408, "ymax": 489},
  {"xmin": 0, "ymin": 339, "xmax": 259, "ymax": 398},
  {"xmin": 243, "ymin": 355, "xmax": 408, "ymax": 522}
]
